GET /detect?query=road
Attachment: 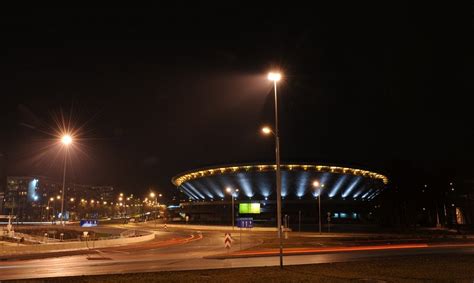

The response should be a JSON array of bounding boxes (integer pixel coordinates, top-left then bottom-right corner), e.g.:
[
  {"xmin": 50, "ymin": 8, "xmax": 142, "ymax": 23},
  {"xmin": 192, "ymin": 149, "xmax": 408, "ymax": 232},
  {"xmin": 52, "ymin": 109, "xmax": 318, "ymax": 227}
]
[{"xmin": 1, "ymin": 226, "xmax": 474, "ymax": 281}]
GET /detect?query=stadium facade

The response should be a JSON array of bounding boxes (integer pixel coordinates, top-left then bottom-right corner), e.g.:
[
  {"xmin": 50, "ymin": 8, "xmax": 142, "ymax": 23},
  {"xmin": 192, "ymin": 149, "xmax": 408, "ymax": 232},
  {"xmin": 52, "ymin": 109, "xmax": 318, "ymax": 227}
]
[{"xmin": 172, "ymin": 163, "xmax": 388, "ymax": 229}]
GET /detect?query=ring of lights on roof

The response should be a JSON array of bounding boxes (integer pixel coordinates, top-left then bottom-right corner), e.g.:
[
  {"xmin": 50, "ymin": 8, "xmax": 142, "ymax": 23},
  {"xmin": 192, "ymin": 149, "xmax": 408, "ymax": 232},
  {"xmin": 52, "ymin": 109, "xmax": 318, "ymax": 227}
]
[{"xmin": 172, "ymin": 164, "xmax": 388, "ymax": 201}]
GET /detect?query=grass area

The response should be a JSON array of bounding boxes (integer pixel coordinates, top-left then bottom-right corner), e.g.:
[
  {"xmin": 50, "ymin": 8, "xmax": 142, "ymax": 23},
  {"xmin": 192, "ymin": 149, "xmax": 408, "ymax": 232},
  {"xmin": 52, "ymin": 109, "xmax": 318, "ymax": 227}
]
[
  {"xmin": 250, "ymin": 234, "xmax": 474, "ymax": 250},
  {"xmin": 8, "ymin": 254, "xmax": 474, "ymax": 282}
]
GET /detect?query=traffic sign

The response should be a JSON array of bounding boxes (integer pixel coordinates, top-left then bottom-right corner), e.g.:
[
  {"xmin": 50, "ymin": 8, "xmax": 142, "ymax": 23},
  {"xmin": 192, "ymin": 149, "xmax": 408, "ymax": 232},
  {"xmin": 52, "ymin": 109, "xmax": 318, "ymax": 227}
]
[
  {"xmin": 236, "ymin": 217, "xmax": 253, "ymax": 228},
  {"xmin": 224, "ymin": 233, "xmax": 232, "ymax": 249}
]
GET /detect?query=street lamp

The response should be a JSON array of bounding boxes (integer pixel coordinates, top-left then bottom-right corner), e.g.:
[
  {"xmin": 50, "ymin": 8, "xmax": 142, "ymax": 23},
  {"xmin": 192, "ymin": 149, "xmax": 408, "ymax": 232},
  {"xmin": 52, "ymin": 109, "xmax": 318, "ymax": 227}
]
[
  {"xmin": 225, "ymin": 187, "xmax": 239, "ymax": 230},
  {"xmin": 150, "ymin": 192, "xmax": 158, "ymax": 224},
  {"xmin": 263, "ymin": 70, "xmax": 283, "ymax": 268},
  {"xmin": 47, "ymin": 197, "xmax": 54, "ymax": 221},
  {"xmin": 60, "ymin": 134, "xmax": 72, "ymax": 226},
  {"xmin": 261, "ymin": 126, "xmax": 273, "ymax": 135},
  {"xmin": 313, "ymin": 181, "xmax": 325, "ymax": 233}
]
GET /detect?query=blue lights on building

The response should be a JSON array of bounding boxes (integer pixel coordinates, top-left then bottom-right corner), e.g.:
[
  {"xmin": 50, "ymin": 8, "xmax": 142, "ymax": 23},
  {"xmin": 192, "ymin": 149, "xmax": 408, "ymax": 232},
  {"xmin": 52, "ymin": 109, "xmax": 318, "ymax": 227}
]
[
  {"xmin": 328, "ymin": 175, "xmax": 348, "ymax": 198},
  {"xmin": 28, "ymin": 179, "xmax": 39, "ymax": 202}
]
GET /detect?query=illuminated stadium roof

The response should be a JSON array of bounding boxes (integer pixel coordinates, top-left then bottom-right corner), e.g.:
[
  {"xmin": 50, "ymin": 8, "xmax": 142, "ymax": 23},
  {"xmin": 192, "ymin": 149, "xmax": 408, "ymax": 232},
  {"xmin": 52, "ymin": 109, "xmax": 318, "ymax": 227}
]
[{"xmin": 172, "ymin": 164, "xmax": 388, "ymax": 201}]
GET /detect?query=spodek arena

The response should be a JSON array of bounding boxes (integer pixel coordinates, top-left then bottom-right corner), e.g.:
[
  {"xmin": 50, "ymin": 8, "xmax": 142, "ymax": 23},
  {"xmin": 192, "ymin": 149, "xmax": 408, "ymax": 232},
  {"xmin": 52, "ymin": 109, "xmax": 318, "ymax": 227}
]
[{"xmin": 172, "ymin": 163, "xmax": 388, "ymax": 229}]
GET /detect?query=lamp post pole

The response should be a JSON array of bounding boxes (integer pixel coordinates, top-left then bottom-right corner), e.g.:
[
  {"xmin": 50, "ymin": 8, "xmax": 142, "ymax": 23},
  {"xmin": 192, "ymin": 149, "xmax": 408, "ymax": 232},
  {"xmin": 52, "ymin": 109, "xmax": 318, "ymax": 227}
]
[
  {"xmin": 313, "ymin": 181, "xmax": 323, "ymax": 233},
  {"xmin": 231, "ymin": 194, "xmax": 234, "ymax": 229},
  {"xmin": 149, "ymin": 192, "xmax": 157, "ymax": 226},
  {"xmin": 272, "ymin": 77, "xmax": 283, "ymax": 269},
  {"xmin": 60, "ymin": 152, "xmax": 67, "ymax": 226},
  {"xmin": 59, "ymin": 134, "xmax": 73, "ymax": 226},
  {"xmin": 262, "ymin": 72, "xmax": 283, "ymax": 268},
  {"xmin": 318, "ymin": 188, "xmax": 322, "ymax": 233},
  {"xmin": 226, "ymin": 187, "xmax": 238, "ymax": 230}
]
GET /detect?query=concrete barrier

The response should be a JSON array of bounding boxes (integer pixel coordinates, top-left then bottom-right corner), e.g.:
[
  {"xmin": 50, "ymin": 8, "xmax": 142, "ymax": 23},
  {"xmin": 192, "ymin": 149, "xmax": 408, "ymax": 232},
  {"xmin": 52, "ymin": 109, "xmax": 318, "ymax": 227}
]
[{"xmin": 0, "ymin": 230, "xmax": 155, "ymax": 255}]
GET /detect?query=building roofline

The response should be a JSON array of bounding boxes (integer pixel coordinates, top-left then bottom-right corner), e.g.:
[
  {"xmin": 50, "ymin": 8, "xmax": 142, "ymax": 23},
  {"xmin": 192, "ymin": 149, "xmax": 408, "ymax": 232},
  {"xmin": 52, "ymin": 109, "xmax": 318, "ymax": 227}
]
[{"xmin": 171, "ymin": 162, "xmax": 389, "ymax": 187}]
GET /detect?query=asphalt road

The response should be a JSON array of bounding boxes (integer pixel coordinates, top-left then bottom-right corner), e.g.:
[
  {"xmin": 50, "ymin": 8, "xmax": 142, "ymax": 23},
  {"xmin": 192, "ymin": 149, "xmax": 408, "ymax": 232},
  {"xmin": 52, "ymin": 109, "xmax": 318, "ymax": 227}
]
[{"xmin": 1, "ymin": 226, "xmax": 474, "ymax": 281}]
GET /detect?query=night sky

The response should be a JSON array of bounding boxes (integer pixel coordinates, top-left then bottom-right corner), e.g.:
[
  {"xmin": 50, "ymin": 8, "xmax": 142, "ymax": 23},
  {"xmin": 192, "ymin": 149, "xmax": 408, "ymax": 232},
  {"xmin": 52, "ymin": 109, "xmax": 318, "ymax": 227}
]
[{"xmin": 0, "ymin": 9, "xmax": 472, "ymax": 196}]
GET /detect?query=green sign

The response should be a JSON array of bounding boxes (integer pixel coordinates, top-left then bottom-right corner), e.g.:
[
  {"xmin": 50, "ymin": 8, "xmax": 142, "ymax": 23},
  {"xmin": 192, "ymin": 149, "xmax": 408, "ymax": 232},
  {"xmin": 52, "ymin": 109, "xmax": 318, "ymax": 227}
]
[{"xmin": 239, "ymin": 203, "xmax": 261, "ymax": 214}]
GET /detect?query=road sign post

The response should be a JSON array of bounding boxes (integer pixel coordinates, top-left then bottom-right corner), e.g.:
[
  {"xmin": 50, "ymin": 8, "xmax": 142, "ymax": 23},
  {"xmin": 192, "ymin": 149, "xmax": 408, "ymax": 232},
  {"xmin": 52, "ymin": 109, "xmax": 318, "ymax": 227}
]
[
  {"xmin": 236, "ymin": 217, "xmax": 253, "ymax": 251},
  {"xmin": 327, "ymin": 212, "xmax": 331, "ymax": 233},
  {"xmin": 240, "ymin": 227, "xmax": 242, "ymax": 250}
]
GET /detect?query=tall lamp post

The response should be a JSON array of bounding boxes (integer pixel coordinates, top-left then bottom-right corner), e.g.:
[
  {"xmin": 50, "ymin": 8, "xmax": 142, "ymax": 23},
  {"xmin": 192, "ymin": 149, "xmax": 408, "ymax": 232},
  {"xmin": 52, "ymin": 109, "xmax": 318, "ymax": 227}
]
[
  {"xmin": 47, "ymin": 197, "xmax": 54, "ymax": 222},
  {"xmin": 313, "ymin": 181, "xmax": 325, "ymax": 233},
  {"xmin": 262, "ymin": 71, "xmax": 283, "ymax": 268},
  {"xmin": 60, "ymin": 134, "xmax": 72, "ymax": 226},
  {"xmin": 150, "ymin": 192, "xmax": 159, "ymax": 226},
  {"xmin": 225, "ymin": 187, "xmax": 239, "ymax": 230}
]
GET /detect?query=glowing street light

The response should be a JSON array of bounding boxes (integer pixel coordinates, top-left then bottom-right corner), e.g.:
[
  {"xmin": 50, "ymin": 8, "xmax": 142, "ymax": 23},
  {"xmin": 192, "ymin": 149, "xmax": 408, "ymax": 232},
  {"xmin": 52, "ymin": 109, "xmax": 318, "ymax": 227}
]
[
  {"xmin": 61, "ymin": 134, "xmax": 72, "ymax": 145},
  {"xmin": 267, "ymin": 72, "xmax": 282, "ymax": 82},
  {"xmin": 225, "ymin": 187, "xmax": 239, "ymax": 230},
  {"xmin": 261, "ymin": 126, "xmax": 273, "ymax": 135},
  {"xmin": 313, "ymin": 181, "xmax": 325, "ymax": 233},
  {"xmin": 263, "ymin": 70, "xmax": 284, "ymax": 268}
]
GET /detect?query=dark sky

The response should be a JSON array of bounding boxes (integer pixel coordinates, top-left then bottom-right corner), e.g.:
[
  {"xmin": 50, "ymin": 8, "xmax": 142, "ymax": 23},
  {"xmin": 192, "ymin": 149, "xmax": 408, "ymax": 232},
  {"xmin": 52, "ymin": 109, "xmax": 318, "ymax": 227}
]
[{"xmin": 0, "ymin": 8, "xmax": 472, "ymax": 196}]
